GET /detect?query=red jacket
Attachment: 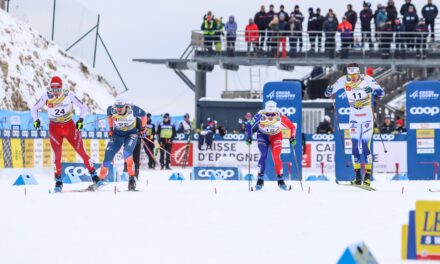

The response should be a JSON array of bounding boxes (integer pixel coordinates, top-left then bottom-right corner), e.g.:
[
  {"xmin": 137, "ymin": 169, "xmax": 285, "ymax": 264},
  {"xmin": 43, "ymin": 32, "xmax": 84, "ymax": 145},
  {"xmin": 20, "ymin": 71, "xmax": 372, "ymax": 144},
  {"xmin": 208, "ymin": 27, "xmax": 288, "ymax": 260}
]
[{"xmin": 245, "ymin": 23, "xmax": 259, "ymax": 42}]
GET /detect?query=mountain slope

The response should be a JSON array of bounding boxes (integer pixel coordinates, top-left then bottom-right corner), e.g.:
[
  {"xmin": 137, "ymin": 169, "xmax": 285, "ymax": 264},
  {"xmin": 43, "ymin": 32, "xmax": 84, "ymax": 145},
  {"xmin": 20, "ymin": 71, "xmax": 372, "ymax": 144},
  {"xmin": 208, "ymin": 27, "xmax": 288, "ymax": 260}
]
[{"xmin": 0, "ymin": 9, "xmax": 117, "ymax": 113}]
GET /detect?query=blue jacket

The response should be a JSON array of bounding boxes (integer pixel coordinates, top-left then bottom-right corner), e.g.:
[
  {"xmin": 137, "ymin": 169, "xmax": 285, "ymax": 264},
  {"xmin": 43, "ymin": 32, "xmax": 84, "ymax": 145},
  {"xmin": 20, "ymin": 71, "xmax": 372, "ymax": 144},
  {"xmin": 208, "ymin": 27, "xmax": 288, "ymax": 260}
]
[
  {"xmin": 375, "ymin": 10, "xmax": 387, "ymax": 29},
  {"xmin": 225, "ymin": 16, "xmax": 237, "ymax": 37}
]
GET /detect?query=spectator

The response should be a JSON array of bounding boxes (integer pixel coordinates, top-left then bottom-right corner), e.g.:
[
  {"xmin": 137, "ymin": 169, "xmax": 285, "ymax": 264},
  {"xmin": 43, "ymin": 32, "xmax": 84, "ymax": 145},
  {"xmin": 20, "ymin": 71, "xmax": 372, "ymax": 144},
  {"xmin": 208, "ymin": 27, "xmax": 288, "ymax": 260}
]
[
  {"xmin": 345, "ymin": 4, "xmax": 358, "ymax": 31},
  {"xmin": 403, "ymin": 6, "xmax": 419, "ymax": 49},
  {"xmin": 360, "ymin": 2, "xmax": 374, "ymax": 48},
  {"xmin": 323, "ymin": 12, "xmax": 338, "ymax": 58},
  {"xmin": 415, "ymin": 19, "xmax": 429, "ymax": 59},
  {"xmin": 422, "ymin": 0, "xmax": 438, "ymax": 41},
  {"xmin": 268, "ymin": 16, "xmax": 280, "ymax": 57},
  {"xmin": 326, "ymin": 9, "xmax": 339, "ymax": 24},
  {"xmin": 400, "ymin": 0, "xmax": 416, "ymax": 16},
  {"xmin": 381, "ymin": 115, "xmax": 395, "ymax": 134},
  {"xmin": 386, "ymin": 0, "xmax": 398, "ymax": 23},
  {"xmin": 395, "ymin": 117, "xmax": 407, "ymax": 133},
  {"xmin": 178, "ymin": 113, "xmax": 192, "ymax": 134},
  {"xmin": 225, "ymin": 16, "xmax": 237, "ymax": 56},
  {"xmin": 278, "ymin": 5, "xmax": 289, "ymax": 22},
  {"xmin": 201, "ymin": 15, "xmax": 216, "ymax": 53},
  {"xmin": 203, "ymin": 11, "xmax": 214, "ymax": 21},
  {"xmin": 266, "ymin": 4, "xmax": 276, "ymax": 31},
  {"xmin": 366, "ymin": 67, "xmax": 374, "ymax": 76},
  {"xmin": 316, "ymin": 115, "xmax": 334, "ymax": 134},
  {"xmin": 240, "ymin": 112, "xmax": 253, "ymax": 133},
  {"xmin": 307, "ymin": 7, "xmax": 319, "ymax": 51},
  {"xmin": 254, "ymin": 5, "xmax": 267, "ymax": 51},
  {"xmin": 394, "ymin": 18, "xmax": 407, "ymax": 58},
  {"xmin": 290, "ymin": 5, "xmax": 304, "ymax": 52},
  {"xmin": 214, "ymin": 17, "xmax": 224, "ymax": 52},
  {"xmin": 316, "ymin": 8, "xmax": 325, "ymax": 51},
  {"xmin": 278, "ymin": 13, "xmax": 289, "ymax": 57},
  {"xmin": 380, "ymin": 21, "xmax": 394, "ymax": 58},
  {"xmin": 245, "ymin": 18, "xmax": 259, "ymax": 54},
  {"xmin": 375, "ymin": 5, "xmax": 388, "ymax": 33},
  {"xmin": 157, "ymin": 113, "xmax": 176, "ymax": 170},
  {"xmin": 338, "ymin": 16, "xmax": 353, "ymax": 58},
  {"xmin": 198, "ymin": 117, "xmax": 215, "ymax": 150},
  {"xmin": 345, "ymin": 4, "xmax": 357, "ymax": 47}
]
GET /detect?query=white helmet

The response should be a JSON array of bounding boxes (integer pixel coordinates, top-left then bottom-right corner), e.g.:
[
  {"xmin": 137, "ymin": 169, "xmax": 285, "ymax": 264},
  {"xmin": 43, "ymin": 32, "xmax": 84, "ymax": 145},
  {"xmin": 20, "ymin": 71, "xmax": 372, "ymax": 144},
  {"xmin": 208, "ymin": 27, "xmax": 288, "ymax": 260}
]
[
  {"xmin": 264, "ymin": 100, "xmax": 277, "ymax": 113},
  {"xmin": 114, "ymin": 95, "xmax": 128, "ymax": 108}
]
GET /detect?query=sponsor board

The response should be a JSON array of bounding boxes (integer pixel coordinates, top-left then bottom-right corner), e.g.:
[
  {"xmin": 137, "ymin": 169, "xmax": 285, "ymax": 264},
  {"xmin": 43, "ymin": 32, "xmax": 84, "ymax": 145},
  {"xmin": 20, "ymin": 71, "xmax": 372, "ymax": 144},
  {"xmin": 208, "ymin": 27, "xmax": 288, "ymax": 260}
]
[
  {"xmin": 192, "ymin": 166, "xmax": 240, "ymax": 180},
  {"xmin": 171, "ymin": 142, "xmax": 193, "ymax": 167}
]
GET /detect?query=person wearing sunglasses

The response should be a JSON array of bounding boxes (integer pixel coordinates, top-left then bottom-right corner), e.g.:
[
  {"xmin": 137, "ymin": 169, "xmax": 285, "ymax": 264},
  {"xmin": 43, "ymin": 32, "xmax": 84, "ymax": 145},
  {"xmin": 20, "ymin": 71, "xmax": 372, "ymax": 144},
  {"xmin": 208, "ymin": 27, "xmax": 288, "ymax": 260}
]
[
  {"xmin": 88, "ymin": 95, "xmax": 146, "ymax": 191},
  {"xmin": 245, "ymin": 100, "xmax": 297, "ymax": 191},
  {"xmin": 31, "ymin": 76, "xmax": 96, "ymax": 192},
  {"xmin": 157, "ymin": 113, "xmax": 177, "ymax": 170},
  {"xmin": 325, "ymin": 63, "xmax": 385, "ymax": 187}
]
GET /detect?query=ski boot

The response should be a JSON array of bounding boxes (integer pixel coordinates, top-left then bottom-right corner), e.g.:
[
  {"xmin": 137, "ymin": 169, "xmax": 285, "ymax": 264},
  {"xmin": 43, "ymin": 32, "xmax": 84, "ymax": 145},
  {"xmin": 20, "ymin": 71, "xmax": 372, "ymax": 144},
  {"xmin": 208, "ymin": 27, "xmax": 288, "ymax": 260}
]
[
  {"xmin": 351, "ymin": 169, "xmax": 362, "ymax": 185},
  {"xmin": 363, "ymin": 173, "xmax": 372, "ymax": 187},
  {"xmin": 54, "ymin": 175, "xmax": 63, "ymax": 193},
  {"xmin": 165, "ymin": 165, "xmax": 172, "ymax": 170},
  {"xmin": 160, "ymin": 164, "xmax": 164, "ymax": 170},
  {"xmin": 277, "ymin": 175, "xmax": 289, "ymax": 191},
  {"xmin": 87, "ymin": 176, "xmax": 105, "ymax": 191},
  {"xmin": 254, "ymin": 173, "xmax": 264, "ymax": 191},
  {"xmin": 128, "ymin": 176, "xmax": 136, "ymax": 191}
]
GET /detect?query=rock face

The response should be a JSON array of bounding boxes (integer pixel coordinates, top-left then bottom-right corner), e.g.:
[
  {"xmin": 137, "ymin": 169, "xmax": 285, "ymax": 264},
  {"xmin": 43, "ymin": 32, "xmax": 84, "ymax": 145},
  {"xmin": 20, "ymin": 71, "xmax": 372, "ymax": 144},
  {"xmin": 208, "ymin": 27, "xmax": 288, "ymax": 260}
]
[{"xmin": 0, "ymin": 9, "xmax": 117, "ymax": 113}]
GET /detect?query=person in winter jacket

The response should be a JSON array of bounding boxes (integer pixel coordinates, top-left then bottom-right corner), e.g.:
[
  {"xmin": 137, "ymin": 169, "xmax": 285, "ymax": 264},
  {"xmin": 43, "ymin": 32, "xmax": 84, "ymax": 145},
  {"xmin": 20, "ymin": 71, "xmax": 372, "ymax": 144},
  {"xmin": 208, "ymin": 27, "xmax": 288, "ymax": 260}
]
[
  {"xmin": 307, "ymin": 7, "xmax": 319, "ymax": 51},
  {"xmin": 415, "ymin": 19, "xmax": 429, "ymax": 59},
  {"xmin": 394, "ymin": 18, "xmax": 407, "ymax": 58},
  {"xmin": 267, "ymin": 16, "xmax": 279, "ymax": 56},
  {"xmin": 386, "ymin": 0, "xmax": 398, "ymax": 23},
  {"xmin": 254, "ymin": 5, "xmax": 267, "ymax": 50},
  {"xmin": 381, "ymin": 115, "xmax": 395, "ymax": 134},
  {"xmin": 157, "ymin": 113, "xmax": 176, "ymax": 170},
  {"xmin": 278, "ymin": 5, "xmax": 289, "ymax": 22},
  {"xmin": 403, "ymin": 6, "xmax": 419, "ymax": 49},
  {"xmin": 380, "ymin": 21, "xmax": 394, "ymax": 58},
  {"xmin": 323, "ymin": 13, "xmax": 338, "ymax": 57},
  {"xmin": 338, "ymin": 16, "xmax": 353, "ymax": 58},
  {"xmin": 326, "ymin": 9, "xmax": 339, "ymax": 24},
  {"xmin": 400, "ymin": 0, "xmax": 416, "ymax": 16},
  {"xmin": 266, "ymin": 4, "xmax": 276, "ymax": 31},
  {"xmin": 290, "ymin": 5, "xmax": 304, "ymax": 52},
  {"xmin": 213, "ymin": 18, "xmax": 224, "ymax": 52},
  {"xmin": 375, "ymin": 5, "xmax": 388, "ymax": 32},
  {"xmin": 316, "ymin": 8, "xmax": 325, "ymax": 50},
  {"xmin": 278, "ymin": 12, "xmax": 289, "ymax": 57},
  {"xmin": 245, "ymin": 18, "xmax": 259, "ymax": 54},
  {"xmin": 225, "ymin": 16, "xmax": 237, "ymax": 55},
  {"xmin": 360, "ymin": 2, "xmax": 374, "ymax": 48},
  {"xmin": 345, "ymin": 4, "xmax": 358, "ymax": 31},
  {"xmin": 201, "ymin": 15, "xmax": 216, "ymax": 52},
  {"xmin": 422, "ymin": 0, "xmax": 438, "ymax": 40}
]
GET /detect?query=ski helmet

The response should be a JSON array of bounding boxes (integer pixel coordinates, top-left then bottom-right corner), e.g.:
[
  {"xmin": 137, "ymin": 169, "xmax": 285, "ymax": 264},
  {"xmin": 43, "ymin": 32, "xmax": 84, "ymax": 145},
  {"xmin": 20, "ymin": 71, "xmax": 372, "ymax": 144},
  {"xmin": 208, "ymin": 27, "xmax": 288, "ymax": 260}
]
[
  {"xmin": 264, "ymin": 100, "xmax": 277, "ymax": 113},
  {"xmin": 114, "ymin": 95, "xmax": 128, "ymax": 108}
]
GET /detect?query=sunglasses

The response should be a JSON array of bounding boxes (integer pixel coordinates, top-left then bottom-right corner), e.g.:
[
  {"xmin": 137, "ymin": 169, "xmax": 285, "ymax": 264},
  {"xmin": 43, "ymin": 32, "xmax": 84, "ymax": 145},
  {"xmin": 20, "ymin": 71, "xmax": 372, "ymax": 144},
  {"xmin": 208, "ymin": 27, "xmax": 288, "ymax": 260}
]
[
  {"xmin": 115, "ymin": 104, "xmax": 125, "ymax": 108},
  {"xmin": 265, "ymin": 113, "xmax": 276, "ymax": 117},
  {"xmin": 51, "ymin": 87, "xmax": 62, "ymax": 92}
]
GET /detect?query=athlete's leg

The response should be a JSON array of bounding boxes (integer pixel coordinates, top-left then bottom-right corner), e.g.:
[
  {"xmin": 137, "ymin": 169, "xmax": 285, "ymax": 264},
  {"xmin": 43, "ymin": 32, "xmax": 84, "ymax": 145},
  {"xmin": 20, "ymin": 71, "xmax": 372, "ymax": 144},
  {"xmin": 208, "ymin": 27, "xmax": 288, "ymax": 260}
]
[
  {"xmin": 257, "ymin": 133, "xmax": 270, "ymax": 175},
  {"xmin": 269, "ymin": 132, "xmax": 283, "ymax": 176},
  {"xmin": 63, "ymin": 121, "xmax": 94, "ymax": 171}
]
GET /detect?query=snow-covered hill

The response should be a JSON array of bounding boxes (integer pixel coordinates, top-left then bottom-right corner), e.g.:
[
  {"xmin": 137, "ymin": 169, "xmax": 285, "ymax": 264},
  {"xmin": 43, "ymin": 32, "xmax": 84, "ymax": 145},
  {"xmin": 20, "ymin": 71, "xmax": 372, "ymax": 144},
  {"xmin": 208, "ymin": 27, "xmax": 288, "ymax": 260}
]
[{"xmin": 0, "ymin": 9, "xmax": 117, "ymax": 113}]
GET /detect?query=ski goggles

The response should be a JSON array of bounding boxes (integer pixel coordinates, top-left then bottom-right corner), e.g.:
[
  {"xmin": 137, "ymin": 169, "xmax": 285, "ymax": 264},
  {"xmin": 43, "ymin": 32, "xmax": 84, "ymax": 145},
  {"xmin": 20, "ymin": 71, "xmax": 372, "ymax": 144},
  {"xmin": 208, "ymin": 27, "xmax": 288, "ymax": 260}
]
[
  {"xmin": 347, "ymin": 73, "xmax": 359, "ymax": 80},
  {"xmin": 114, "ymin": 103, "xmax": 126, "ymax": 109},
  {"xmin": 265, "ymin": 112, "xmax": 276, "ymax": 117},
  {"xmin": 50, "ymin": 87, "xmax": 62, "ymax": 94}
]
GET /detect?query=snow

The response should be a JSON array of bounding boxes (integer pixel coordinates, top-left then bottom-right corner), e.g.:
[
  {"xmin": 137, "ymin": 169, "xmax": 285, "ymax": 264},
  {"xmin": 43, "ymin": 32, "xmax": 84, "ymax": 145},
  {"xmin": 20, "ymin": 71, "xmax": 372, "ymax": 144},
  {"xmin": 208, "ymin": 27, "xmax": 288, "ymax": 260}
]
[
  {"xmin": 0, "ymin": 167, "xmax": 437, "ymax": 264},
  {"xmin": 0, "ymin": 9, "xmax": 117, "ymax": 113}
]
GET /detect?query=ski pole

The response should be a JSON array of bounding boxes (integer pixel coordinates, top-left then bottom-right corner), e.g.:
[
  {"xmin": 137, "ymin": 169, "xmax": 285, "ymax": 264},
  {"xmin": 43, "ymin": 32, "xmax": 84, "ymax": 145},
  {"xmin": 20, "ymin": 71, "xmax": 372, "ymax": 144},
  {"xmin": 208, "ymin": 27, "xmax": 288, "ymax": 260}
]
[
  {"xmin": 373, "ymin": 100, "xmax": 388, "ymax": 153},
  {"xmin": 292, "ymin": 145, "xmax": 304, "ymax": 191},
  {"xmin": 142, "ymin": 135, "xmax": 174, "ymax": 157},
  {"xmin": 140, "ymin": 137, "xmax": 158, "ymax": 164},
  {"xmin": 248, "ymin": 144, "xmax": 252, "ymax": 192}
]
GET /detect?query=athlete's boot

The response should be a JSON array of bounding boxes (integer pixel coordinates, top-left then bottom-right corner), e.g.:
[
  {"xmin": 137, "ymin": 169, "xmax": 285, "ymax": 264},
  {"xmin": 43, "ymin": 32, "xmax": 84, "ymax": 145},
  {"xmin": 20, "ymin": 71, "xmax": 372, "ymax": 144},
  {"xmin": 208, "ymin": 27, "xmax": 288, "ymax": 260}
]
[{"xmin": 351, "ymin": 169, "xmax": 362, "ymax": 185}]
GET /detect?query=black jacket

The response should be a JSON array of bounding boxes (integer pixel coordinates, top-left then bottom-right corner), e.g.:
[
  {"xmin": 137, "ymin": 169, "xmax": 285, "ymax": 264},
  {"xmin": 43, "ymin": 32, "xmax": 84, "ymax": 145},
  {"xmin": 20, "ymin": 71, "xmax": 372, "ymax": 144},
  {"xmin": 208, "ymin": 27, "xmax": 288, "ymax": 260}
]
[
  {"xmin": 291, "ymin": 11, "xmax": 304, "ymax": 30},
  {"xmin": 316, "ymin": 121, "xmax": 333, "ymax": 134},
  {"xmin": 386, "ymin": 4, "xmax": 398, "ymax": 22},
  {"xmin": 403, "ymin": 13, "xmax": 419, "ymax": 31},
  {"xmin": 316, "ymin": 14, "xmax": 325, "ymax": 31},
  {"xmin": 323, "ymin": 17, "xmax": 338, "ymax": 33},
  {"xmin": 422, "ymin": 3, "xmax": 439, "ymax": 21},
  {"xmin": 400, "ymin": 3, "xmax": 416, "ymax": 16},
  {"xmin": 307, "ymin": 13, "xmax": 319, "ymax": 31},
  {"xmin": 266, "ymin": 10, "xmax": 276, "ymax": 26},
  {"xmin": 254, "ymin": 11, "xmax": 267, "ymax": 30},
  {"xmin": 278, "ymin": 10, "xmax": 289, "ymax": 21},
  {"xmin": 360, "ymin": 8, "xmax": 373, "ymax": 29},
  {"xmin": 381, "ymin": 124, "xmax": 395, "ymax": 134},
  {"xmin": 345, "ymin": 10, "xmax": 358, "ymax": 28}
]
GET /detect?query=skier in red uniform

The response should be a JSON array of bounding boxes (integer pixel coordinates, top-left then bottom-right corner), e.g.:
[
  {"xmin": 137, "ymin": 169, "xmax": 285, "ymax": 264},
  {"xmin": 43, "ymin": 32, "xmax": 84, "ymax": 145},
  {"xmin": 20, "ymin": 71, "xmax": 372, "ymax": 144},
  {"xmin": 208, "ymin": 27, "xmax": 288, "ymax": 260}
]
[{"xmin": 31, "ymin": 76, "xmax": 96, "ymax": 192}]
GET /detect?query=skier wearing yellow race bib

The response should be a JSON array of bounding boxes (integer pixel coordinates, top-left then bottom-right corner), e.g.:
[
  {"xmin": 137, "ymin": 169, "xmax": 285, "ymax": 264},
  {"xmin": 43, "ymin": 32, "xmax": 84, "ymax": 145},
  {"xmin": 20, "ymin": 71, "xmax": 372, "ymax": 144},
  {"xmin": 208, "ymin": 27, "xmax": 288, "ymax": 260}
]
[{"xmin": 325, "ymin": 63, "xmax": 385, "ymax": 186}]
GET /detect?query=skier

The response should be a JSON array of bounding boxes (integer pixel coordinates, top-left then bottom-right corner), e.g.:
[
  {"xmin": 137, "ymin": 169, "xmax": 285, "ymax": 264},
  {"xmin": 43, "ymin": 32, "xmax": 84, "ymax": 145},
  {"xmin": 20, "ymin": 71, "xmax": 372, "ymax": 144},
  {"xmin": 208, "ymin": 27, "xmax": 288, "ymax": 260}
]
[
  {"xmin": 325, "ymin": 63, "xmax": 385, "ymax": 186},
  {"xmin": 31, "ymin": 76, "xmax": 97, "ymax": 192},
  {"xmin": 246, "ymin": 100, "xmax": 297, "ymax": 191},
  {"xmin": 88, "ymin": 95, "xmax": 146, "ymax": 191}
]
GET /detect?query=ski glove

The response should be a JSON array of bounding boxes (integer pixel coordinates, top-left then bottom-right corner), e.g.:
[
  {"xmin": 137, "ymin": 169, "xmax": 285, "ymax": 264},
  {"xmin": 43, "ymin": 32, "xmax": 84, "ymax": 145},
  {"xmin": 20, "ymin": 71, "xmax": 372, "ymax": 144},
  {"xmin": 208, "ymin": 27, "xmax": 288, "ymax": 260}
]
[
  {"xmin": 76, "ymin": 118, "xmax": 84, "ymax": 130},
  {"xmin": 324, "ymin": 86, "xmax": 333, "ymax": 97},
  {"xmin": 245, "ymin": 137, "xmax": 252, "ymax": 146},
  {"xmin": 289, "ymin": 137, "xmax": 296, "ymax": 146},
  {"xmin": 108, "ymin": 129, "xmax": 113, "ymax": 138},
  {"xmin": 33, "ymin": 119, "xmax": 40, "ymax": 129},
  {"xmin": 364, "ymin": 86, "xmax": 373, "ymax": 94}
]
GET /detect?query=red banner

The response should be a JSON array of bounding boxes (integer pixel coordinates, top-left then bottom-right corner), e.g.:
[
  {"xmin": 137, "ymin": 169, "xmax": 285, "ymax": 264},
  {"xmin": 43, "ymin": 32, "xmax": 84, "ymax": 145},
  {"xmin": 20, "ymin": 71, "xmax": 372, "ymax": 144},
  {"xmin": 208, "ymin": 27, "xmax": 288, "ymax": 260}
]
[{"xmin": 171, "ymin": 142, "xmax": 193, "ymax": 167}]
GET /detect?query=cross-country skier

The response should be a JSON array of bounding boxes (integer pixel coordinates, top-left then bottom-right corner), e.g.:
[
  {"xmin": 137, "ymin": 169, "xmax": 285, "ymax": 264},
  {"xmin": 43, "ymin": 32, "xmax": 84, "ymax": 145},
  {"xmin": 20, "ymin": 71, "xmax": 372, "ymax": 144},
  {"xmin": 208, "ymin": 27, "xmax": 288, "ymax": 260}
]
[
  {"xmin": 246, "ymin": 100, "xmax": 297, "ymax": 190},
  {"xmin": 31, "ymin": 76, "xmax": 96, "ymax": 192},
  {"xmin": 88, "ymin": 95, "xmax": 146, "ymax": 191},
  {"xmin": 325, "ymin": 63, "xmax": 385, "ymax": 186}
]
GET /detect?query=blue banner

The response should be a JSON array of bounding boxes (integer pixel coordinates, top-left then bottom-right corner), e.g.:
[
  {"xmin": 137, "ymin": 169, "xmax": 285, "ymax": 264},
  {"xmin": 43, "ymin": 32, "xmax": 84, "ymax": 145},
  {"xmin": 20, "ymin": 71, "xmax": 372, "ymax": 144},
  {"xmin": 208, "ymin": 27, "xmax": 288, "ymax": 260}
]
[
  {"xmin": 406, "ymin": 81, "xmax": 440, "ymax": 180},
  {"xmin": 262, "ymin": 82, "xmax": 302, "ymax": 181}
]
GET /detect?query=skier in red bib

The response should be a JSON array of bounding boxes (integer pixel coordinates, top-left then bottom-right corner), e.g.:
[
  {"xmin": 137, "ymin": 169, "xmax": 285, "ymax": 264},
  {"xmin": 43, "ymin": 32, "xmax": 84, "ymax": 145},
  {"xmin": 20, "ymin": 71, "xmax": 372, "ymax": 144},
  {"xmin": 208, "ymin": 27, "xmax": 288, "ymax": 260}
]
[{"xmin": 31, "ymin": 76, "xmax": 96, "ymax": 192}]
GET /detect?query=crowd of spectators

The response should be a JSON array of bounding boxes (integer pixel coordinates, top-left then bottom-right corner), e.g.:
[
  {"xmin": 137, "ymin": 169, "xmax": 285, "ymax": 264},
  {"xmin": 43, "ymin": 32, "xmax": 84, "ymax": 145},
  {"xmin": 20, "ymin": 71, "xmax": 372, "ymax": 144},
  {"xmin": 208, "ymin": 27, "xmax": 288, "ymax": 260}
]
[{"xmin": 201, "ymin": 0, "xmax": 438, "ymax": 59}]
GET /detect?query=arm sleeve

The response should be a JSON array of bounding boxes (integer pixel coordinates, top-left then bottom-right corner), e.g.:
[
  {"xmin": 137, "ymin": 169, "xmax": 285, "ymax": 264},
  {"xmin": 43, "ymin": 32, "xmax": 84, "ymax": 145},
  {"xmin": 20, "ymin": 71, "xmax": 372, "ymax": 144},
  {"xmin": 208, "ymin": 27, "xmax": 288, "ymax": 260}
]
[
  {"xmin": 246, "ymin": 114, "xmax": 260, "ymax": 138},
  {"xmin": 281, "ymin": 115, "xmax": 297, "ymax": 138},
  {"xmin": 31, "ymin": 94, "xmax": 47, "ymax": 121},
  {"xmin": 132, "ymin": 105, "xmax": 147, "ymax": 127},
  {"xmin": 68, "ymin": 92, "xmax": 89, "ymax": 118},
  {"xmin": 366, "ymin": 76, "xmax": 385, "ymax": 98},
  {"xmin": 327, "ymin": 77, "xmax": 345, "ymax": 97}
]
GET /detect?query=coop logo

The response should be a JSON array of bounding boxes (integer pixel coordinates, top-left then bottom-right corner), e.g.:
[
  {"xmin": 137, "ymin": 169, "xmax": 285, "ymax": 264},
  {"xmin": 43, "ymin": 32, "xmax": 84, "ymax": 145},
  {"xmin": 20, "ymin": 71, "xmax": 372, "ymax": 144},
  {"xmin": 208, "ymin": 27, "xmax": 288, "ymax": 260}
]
[
  {"xmin": 312, "ymin": 134, "xmax": 334, "ymax": 141},
  {"xmin": 223, "ymin": 134, "xmax": 245, "ymax": 140},
  {"xmin": 279, "ymin": 107, "xmax": 296, "ymax": 116},
  {"xmin": 64, "ymin": 166, "xmax": 89, "ymax": 177},
  {"xmin": 338, "ymin": 108, "xmax": 350, "ymax": 115},
  {"xmin": 373, "ymin": 134, "xmax": 395, "ymax": 141},
  {"xmin": 197, "ymin": 169, "xmax": 235, "ymax": 179},
  {"xmin": 175, "ymin": 133, "xmax": 186, "ymax": 140},
  {"xmin": 410, "ymin": 107, "xmax": 440, "ymax": 116}
]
